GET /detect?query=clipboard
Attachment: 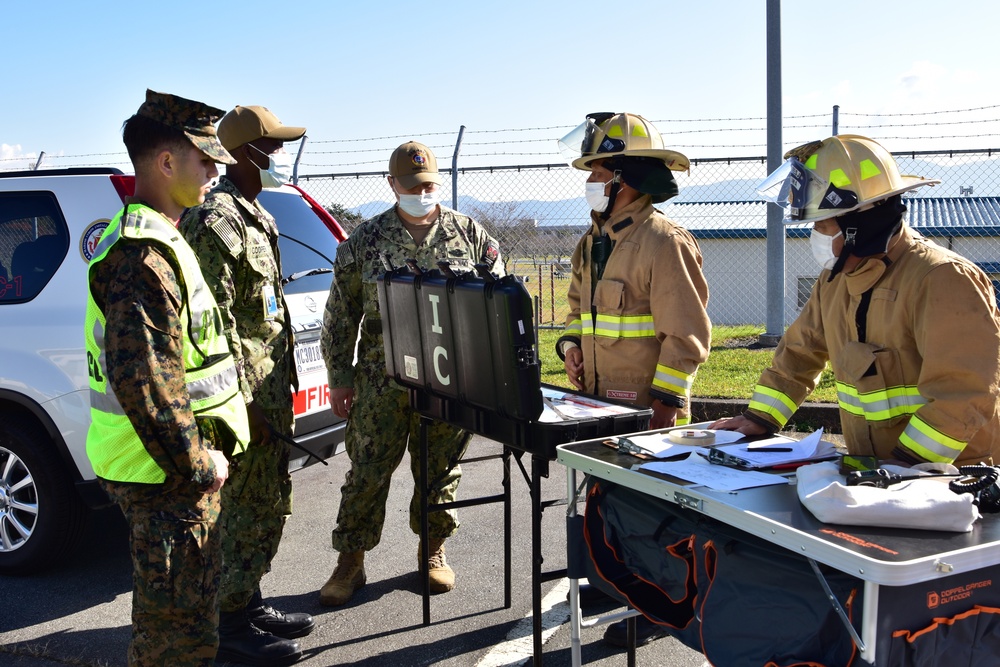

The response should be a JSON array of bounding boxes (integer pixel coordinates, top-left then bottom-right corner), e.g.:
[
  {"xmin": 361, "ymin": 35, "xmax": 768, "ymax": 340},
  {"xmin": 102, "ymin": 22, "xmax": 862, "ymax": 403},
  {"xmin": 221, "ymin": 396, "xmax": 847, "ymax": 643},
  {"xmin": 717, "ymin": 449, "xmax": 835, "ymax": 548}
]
[{"xmin": 602, "ymin": 436, "xmax": 657, "ymax": 460}]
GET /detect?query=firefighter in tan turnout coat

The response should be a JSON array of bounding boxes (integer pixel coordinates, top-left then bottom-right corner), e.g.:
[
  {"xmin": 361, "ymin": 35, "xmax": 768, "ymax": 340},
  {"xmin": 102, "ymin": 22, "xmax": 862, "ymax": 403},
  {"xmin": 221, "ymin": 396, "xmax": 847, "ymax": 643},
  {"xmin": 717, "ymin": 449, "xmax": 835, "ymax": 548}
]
[
  {"xmin": 556, "ymin": 112, "xmax": 711, "ymax": 429},
  {"xmin": 555, "ymin": 112, "xmax": 713, "ymax": 648},
  {"xmin": 713, "ymin": 134, "xmax": 1000, "ymax": 467}
]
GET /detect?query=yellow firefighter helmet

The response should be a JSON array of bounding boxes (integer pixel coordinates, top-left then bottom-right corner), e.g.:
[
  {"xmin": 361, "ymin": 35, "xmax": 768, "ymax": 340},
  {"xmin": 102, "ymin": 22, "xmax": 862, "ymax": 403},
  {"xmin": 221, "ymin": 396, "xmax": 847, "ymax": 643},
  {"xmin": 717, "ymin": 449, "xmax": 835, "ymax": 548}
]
[
  {"xmin": 758, "ymin": 134, "xmax": 940, "ymax": 224},
  {"xmin": 558, "ymin": 112, "xmax": 689, "ymax": 172}
]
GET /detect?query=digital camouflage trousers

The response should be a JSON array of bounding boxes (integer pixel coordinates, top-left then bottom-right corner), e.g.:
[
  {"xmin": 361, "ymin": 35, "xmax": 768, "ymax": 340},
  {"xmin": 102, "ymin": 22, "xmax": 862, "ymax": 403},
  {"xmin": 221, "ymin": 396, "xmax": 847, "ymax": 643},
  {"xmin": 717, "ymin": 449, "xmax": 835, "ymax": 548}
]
[{"xmin": 331, "ymin": 363, "xmax": 471, "ymax": 554}]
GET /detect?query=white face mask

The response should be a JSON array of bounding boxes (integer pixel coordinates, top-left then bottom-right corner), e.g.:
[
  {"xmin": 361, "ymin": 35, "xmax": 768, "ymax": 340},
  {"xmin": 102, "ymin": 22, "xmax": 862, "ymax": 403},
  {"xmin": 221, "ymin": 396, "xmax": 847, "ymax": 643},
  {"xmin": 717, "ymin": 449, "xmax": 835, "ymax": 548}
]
[
  {"xmin": 810, "ymin": 229, "xmax": 842, "ymax": 270},
  {"xmin": 397, "ymin": 188, "xmax": 441, "ymax": 217},
  {"xmin": 585, "ymin": 180, "xmax": 612, "ymax": 212},
  {"xmin": 249, "ymin": 144, "xmax": 293, "ymax": 189}
]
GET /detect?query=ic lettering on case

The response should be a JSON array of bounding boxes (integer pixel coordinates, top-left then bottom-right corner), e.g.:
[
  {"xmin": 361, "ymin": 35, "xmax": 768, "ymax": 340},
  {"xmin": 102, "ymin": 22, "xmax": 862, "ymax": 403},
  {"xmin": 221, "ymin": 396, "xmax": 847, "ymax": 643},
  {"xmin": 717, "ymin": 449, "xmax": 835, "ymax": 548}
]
[
  {"xmin": 428, "ymin": 295, "xmax": 444, "ymax": 333},
  {"xmin": 433, "ymin": 347, "xmax": 450, "ymax": 386},
  {"xmin": 427, "ymin": 294, "xmax": 451, "ymax": 386}
]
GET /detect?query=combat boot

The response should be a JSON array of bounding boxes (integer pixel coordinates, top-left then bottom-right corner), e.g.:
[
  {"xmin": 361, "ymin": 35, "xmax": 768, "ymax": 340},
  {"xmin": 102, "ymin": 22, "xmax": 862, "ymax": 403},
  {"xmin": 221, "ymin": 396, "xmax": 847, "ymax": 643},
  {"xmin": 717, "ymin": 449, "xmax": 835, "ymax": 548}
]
[
  {"xmin": 318, "ymin": 550, "xmax": 366, "ymax": 607},
  {"xmin": 246, "ymin": 587, "xmax": 315, "ymax": 639},
  {"xmin": 419, "ymin": 537, "xmax": 455, "ymax": 594},
  {"xmin": 217, "ymin": 609, "xmax": 302, "ymax": 666}
]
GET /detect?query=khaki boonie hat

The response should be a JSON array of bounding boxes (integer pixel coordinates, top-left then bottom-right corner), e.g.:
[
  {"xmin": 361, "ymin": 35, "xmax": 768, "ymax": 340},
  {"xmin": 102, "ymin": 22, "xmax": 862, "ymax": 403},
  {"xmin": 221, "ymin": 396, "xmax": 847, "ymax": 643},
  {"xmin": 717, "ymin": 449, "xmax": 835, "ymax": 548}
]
[
  {"xmin": 136, "ymin": 89, "xmax": 235, "ymax": 165},
  {"xmin": 389, "ymin": 141, "xmax": 442, "ymax": 189},
  {"xmin": 217, "ymin": 105, "xmax": 306, "ymax": 151}
]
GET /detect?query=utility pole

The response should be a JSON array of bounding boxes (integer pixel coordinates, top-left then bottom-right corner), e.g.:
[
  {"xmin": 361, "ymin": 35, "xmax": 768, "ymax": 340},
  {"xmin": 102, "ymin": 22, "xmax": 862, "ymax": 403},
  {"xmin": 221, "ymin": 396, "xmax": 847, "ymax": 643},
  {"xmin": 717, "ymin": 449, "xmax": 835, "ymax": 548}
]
[
  {"xmin": 760, "ymin": 0, "xmax": 784, "ymax": 347},
  {"xmin": 292, "ymin": 137, "xmax": 307, "ymax": 185},
  {"xmin": 452, "ymin": 126, "xmax": 465, "ymax": 210}
]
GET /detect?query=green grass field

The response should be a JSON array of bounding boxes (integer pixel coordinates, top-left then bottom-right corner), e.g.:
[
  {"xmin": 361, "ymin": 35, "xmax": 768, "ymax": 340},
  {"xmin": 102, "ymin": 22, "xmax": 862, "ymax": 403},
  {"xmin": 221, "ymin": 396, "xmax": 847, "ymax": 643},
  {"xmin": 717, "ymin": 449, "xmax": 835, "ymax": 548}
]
[
  {"xmin": 510, "ymin": 259, "xmax": 836, "ymax": 403},
  {"xmin": 535, "ymin": 325, "xmax": 837, "ymax": 403}
]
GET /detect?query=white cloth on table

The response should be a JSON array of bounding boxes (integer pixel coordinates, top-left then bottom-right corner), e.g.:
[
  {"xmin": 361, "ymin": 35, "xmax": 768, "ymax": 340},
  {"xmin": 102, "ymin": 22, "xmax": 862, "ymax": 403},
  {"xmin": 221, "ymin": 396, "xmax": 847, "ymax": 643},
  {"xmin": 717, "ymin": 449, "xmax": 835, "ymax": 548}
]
[{"xmin": 796, "ymin": 461, "xmax": 980, "ymax": 532}]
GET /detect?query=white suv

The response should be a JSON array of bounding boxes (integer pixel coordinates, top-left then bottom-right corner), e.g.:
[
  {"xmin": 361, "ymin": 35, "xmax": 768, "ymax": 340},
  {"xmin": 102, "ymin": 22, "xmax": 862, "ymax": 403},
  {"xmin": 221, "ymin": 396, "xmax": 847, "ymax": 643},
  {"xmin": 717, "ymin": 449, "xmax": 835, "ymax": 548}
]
[{"xmin": 0, "ymin": 168, "xmax": 346, "ymax": 574}]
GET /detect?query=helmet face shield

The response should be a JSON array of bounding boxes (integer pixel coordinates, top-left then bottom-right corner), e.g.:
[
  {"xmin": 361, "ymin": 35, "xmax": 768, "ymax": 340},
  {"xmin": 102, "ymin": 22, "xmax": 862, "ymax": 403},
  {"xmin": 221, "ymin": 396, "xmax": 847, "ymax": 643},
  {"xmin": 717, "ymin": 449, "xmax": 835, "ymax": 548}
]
[
  {"xmin": 757, "ymin": 159, "xmax": 793, "ymax": 207},
  {"xmin": 758, "ymin": 157, "xmax": 829, "ymax": 223},
  {"xmin": 557, "ymin": 119, "xmax": 591, "ymax": 165},
  {"xmin": 558, "ymin": 114, "xmax": 619, "ymax": 166}
]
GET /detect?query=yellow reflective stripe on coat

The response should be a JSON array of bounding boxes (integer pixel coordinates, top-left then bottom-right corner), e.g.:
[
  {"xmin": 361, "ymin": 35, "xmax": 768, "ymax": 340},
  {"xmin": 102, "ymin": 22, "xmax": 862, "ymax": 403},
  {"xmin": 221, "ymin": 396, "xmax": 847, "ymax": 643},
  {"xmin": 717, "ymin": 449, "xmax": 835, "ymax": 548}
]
[
  {"xmin": 836, "ymin": 382, "xmax": 925, "ymax": 420},
  {"xmin": 749, "ymin": 385, "xmax": 796, "ymax": 427},
  {"xmin": 899, "ymin": 415, "xmax": 966, "ymax": 463},
  {"xmin": 582, "ymin": 313, "xmax": 656, "ymax": 338},
  {"xmin": 652, "ymin": 364, "xmax": 694, "ymax": 394},
  {"xmin": 564, "ymin": 318, "xmax": 583, "ymax": 337}
]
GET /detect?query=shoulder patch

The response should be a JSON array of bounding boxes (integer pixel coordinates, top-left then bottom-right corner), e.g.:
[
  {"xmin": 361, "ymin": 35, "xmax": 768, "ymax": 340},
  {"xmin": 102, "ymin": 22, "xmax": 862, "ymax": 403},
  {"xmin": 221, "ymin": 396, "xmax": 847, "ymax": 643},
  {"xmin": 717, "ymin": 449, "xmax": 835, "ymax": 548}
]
[
  {"xmin": 482, "ymin": 240, "xmax": 500, "ymax": 267},
  {"xmin": 205, "ymin": 214, "xmax": 244, "ymax": 257}
]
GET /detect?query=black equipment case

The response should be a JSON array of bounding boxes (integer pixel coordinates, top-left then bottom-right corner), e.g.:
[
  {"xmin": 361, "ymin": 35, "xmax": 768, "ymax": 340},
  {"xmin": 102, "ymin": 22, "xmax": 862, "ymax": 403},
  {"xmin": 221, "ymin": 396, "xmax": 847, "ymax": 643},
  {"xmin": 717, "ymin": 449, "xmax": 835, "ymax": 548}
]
[{"xmin": 378, "ymin": 263, "xmax": 651, "ymax": 459}]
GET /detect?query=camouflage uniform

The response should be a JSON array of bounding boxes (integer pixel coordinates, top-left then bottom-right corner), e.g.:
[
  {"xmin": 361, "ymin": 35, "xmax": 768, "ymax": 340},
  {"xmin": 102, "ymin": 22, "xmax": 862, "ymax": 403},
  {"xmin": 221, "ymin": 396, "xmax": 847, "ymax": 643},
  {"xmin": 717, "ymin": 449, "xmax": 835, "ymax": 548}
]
[
  {"xmin": 91, "ymin": 229, "xmax": 225, "ymax": 667},
  {"xmin": 179, "ymin": 176, "xmax": 296, "ymax": 612},
  {"xmin": 321, "ymin": 205, "xmax": 503, "ymax": 552}
]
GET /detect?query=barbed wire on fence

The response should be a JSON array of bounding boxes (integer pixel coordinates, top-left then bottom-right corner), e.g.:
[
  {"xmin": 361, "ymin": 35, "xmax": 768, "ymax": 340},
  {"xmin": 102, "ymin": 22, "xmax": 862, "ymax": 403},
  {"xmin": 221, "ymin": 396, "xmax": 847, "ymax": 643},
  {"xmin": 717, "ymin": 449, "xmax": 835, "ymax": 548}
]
[
  {"xmin": 5, "ymin": 103, "xmax": 999, "ymax": 171},
  {"xmin": 296, "ymin": 147, "xmax": 1000, "ymax": 331}
]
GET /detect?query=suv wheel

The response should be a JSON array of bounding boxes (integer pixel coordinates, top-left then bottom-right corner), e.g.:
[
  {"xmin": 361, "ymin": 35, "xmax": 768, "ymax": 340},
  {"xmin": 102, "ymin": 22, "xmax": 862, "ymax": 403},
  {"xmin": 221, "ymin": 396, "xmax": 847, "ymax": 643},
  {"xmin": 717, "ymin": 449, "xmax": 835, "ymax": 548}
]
[{"xmin": 0, "ymin": 417, "xmax": 89, "ymax": 575}]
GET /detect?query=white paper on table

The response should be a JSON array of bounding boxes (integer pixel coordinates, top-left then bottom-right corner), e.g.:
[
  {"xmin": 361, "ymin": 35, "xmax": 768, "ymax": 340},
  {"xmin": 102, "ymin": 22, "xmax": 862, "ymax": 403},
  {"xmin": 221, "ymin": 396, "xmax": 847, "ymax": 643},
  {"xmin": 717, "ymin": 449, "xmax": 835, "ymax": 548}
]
[
  {"xmin": 537, "ymin": 386, "xmax": 637, "ymax": 422},
  {"xmin": 640, "ymin": 452, "xmax": 789, "ymax": 491},
  {"xmin": 619, "ymin": 429, "xmax": 744, "ymax": 459},
  {"xmin": 705, "ymin": 428, "xmax": 837, "ymax": 468}
]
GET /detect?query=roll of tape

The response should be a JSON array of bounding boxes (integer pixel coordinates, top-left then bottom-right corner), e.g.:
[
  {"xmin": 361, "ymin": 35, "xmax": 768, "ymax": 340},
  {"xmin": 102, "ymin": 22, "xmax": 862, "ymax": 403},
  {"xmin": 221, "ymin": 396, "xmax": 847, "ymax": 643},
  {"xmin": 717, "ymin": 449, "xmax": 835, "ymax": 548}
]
[{"xmin": 666, "ymin": 429, "xmax": 716, "ymax": 446}]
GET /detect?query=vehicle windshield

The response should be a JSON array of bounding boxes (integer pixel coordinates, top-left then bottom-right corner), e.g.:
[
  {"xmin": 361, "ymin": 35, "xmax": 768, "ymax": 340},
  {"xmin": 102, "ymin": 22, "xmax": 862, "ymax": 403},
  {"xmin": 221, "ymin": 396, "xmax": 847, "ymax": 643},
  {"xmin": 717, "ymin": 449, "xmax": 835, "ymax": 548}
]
[{"xmin": 259, "ymin": 189, "xmax": 339, "ymax": 295}]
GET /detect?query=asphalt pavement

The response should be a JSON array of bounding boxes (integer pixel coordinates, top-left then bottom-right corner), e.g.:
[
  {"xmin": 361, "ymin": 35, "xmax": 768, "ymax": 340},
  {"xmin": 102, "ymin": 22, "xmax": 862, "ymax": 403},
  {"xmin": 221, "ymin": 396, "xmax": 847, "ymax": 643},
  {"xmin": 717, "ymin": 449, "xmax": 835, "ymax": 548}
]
[{"xmin": 0, "ymin": 435, "xmax": 710, "ymax": 667}]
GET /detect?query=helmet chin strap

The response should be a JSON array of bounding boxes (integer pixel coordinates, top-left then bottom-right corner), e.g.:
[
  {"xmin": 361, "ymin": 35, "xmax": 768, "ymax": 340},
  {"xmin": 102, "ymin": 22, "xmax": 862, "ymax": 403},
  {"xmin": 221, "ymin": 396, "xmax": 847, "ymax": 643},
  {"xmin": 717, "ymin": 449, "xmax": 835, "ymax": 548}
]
[
  {"xmin": 599, "ymin": 170, "xmax": 623, "ymax": 221},
  {"xmin": 825, "ymin": 196, "xmax": 906, "ymax": 282},
  {"xmin": 826, "ymin": 229, "xmax": 856, "ymax": 281}
]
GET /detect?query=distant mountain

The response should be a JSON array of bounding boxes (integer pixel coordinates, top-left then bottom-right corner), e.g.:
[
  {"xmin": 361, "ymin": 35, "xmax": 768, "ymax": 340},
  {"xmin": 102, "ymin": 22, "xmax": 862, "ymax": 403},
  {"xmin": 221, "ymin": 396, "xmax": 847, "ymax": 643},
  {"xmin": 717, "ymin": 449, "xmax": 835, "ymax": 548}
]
[
  {"xmin": 343, "ymin": 155, "xmax": 999, "ymax": 226},
  {"xmin": 346, "ymin": 181, "xmax": 765, "ymax": 228}
]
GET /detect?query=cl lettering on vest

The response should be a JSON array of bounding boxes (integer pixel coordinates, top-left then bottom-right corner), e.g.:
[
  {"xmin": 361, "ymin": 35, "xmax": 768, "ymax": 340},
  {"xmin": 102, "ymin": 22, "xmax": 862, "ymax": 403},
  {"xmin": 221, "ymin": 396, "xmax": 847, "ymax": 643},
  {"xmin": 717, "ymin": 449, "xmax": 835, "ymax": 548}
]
[{"xmin": 87, "ymin": 350, "xmax": 104, "ymax": 382}]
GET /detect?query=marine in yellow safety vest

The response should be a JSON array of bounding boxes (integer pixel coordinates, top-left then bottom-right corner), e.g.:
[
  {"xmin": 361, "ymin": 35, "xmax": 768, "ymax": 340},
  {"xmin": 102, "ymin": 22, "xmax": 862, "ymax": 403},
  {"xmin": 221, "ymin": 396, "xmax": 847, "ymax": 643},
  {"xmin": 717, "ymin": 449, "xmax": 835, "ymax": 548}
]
[{"xmin": 84, "ymin": 89, "xmax": 253, "ymax": 667}]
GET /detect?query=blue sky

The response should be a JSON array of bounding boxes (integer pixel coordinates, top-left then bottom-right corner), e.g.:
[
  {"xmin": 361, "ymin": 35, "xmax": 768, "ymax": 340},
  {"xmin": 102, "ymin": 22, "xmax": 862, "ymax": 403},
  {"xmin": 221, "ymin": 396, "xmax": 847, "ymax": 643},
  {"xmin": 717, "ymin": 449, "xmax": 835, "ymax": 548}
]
[{"xmin": 2, "ymin": 0, "xmax": 999, "ymax": 174}]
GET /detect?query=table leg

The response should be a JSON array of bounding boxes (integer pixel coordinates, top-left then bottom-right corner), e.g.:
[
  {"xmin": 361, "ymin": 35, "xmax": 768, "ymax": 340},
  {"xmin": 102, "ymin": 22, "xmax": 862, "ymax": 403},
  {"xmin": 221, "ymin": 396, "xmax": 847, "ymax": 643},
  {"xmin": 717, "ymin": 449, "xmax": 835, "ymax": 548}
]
[
  {"xmin": 504, "ymin": 446, "xmax": 512, "ymax": 610},
  {"xmin": 861, "ymin": 580, "xmax": 879, "ymax": 665},
  {"xmin": 567, "ymin": 466, "xmax": 583, "ymax": 667},
  {"xmin": 420, "ymin": 416, "xmax": 431, "ymax": 626},
  {"xmin": 532, "ymin": 455, "xmax": 543, "ymax": 666}
]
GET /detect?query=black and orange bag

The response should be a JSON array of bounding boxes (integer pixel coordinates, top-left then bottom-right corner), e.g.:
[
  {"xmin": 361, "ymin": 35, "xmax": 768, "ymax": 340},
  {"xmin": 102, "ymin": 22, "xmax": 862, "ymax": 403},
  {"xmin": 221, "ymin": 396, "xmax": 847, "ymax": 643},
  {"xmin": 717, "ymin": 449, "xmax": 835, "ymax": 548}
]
[{"xmin": 581, "ymin": 480, "xmax": 862, "ymax": 666}]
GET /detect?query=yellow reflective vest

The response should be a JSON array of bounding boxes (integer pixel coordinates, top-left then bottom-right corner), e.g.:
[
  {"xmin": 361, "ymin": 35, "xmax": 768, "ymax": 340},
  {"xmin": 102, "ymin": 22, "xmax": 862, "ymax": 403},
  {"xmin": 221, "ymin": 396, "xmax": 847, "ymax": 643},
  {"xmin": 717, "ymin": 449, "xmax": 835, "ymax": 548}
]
[
  {"xmin": 560, "ymin": 197, "xmax": 711, "ymax": 423},
  {"xmin": 749, "ymin": 225, "xmax": 1000, "ymax": 466},
  {"xmin": 85, "ymin": 204, "xmax": 250, "ymax": 484}
]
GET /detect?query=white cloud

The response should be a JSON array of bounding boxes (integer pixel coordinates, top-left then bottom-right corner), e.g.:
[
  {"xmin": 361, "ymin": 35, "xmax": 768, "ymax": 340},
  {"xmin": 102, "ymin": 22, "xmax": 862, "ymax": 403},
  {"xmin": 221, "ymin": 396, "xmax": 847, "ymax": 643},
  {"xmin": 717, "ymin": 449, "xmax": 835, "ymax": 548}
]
[
  {"xmin": 779, "ymin": 60, "xmax": 1000, "ymax": 153},
  {"xmin": 0, "ymin": 143, "xmax": 40, "ymax": 171}
]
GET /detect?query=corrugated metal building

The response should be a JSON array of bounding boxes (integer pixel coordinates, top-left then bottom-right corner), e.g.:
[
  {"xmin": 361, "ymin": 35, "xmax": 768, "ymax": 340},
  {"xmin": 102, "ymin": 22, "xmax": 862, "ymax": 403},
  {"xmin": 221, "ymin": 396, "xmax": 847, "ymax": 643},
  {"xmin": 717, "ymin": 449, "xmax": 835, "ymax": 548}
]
[{"xmin": 655, "ymin": 197, "xmax": 1000, "ymax": 326}]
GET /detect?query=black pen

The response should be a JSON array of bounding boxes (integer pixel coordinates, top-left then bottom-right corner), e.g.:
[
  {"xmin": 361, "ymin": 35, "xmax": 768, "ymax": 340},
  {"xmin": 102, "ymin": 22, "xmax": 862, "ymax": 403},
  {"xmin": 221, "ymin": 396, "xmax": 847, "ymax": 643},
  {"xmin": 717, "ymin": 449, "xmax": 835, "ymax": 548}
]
[{"xmin": 744, "ymin": 446, "xmax": 794, "ymax": 452}]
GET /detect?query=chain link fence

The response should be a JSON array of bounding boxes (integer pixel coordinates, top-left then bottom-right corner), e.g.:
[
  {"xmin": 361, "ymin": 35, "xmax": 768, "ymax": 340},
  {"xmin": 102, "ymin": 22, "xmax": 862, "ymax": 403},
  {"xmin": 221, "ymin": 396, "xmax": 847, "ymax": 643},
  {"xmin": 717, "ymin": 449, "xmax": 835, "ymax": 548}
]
[{"xmin": 297, "ymin": 148, "xmax": 1000, "ymax": 329}]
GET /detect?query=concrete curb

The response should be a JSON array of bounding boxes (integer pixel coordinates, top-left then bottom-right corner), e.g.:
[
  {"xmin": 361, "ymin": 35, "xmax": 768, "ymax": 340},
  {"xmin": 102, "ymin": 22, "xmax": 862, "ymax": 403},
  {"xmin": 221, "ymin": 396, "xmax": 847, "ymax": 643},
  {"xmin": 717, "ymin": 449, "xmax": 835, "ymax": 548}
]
[{"xmin": 691, "ymin": 397, "xmax": 842, "ymax": 434}]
